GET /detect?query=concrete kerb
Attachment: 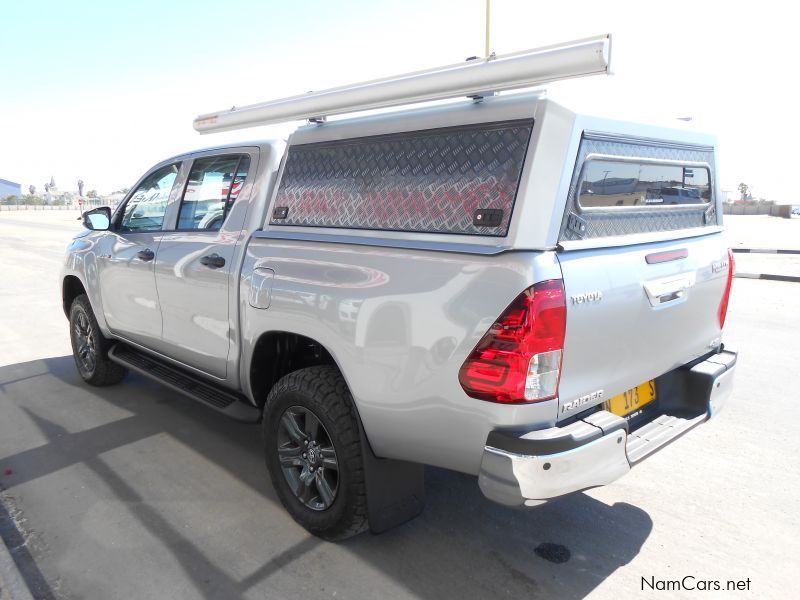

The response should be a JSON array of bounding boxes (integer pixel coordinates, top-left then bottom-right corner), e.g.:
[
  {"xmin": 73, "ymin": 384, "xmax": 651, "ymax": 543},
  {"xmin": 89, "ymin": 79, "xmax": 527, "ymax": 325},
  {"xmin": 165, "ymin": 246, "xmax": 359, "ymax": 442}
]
[
  {"xmin": 732, "ymin": 248, "xmax": 800, "ymax": 255},
  {"xmin": 735, "ymin": 272, "xmax": 800, "ymax": 283},
  {"xmin": 732, "ymin": 248, "xmax": 800, "ymax": 282}
]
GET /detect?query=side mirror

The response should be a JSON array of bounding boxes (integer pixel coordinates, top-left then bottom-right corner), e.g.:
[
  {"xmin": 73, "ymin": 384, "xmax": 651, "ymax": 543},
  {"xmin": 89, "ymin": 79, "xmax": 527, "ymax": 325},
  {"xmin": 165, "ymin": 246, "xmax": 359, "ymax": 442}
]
[{"xmin": 81, "ymin": 206, "xmax": 112, "ymax": 231}]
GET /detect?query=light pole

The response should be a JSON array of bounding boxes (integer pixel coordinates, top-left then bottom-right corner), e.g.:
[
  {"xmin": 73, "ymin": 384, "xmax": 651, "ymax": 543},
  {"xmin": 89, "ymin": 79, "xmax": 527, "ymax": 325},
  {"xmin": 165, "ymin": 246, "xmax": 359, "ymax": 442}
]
[{"xmin": 485, "ymin": 0, "xmax": 492, "ymax": 58}]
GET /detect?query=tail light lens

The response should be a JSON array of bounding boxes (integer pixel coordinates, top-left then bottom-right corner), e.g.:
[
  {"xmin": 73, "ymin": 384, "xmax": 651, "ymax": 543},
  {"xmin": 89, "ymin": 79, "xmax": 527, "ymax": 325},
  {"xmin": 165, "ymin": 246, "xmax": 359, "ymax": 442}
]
[
  {"xmin": 718, "ymin": 248, "xmax": 735, "ymax": 329},
  {"xmin": 458, "ymin": 280, "xmax": 566, "ymax": 404}
]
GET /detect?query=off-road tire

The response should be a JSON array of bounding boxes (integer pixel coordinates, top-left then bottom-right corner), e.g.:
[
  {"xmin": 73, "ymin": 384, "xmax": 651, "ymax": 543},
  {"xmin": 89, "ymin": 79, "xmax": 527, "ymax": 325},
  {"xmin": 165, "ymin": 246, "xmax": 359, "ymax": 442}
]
[
  {"xmin": 69, "ymin": 294, "xmax": 127, "ymax": 386},
  {"xmin": 263, "ymin": 366, "xmax": 368, "ymax": 541}
]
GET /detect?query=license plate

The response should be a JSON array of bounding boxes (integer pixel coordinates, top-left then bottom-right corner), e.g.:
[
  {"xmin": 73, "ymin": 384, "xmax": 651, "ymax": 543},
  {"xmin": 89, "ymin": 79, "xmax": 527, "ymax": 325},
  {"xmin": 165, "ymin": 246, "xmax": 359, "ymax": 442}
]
[{"xmin": 605, "ymin": 380, "xmax": 657, "ymax": 418}]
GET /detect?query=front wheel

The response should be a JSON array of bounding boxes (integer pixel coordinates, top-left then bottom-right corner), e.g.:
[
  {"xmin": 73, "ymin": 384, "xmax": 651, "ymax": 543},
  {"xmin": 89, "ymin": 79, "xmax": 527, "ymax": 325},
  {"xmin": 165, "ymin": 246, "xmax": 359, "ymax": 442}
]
[
  {"xmin": 69, "ymin": 294, "xmax": 127, "ymax": 386},
  {"xmin": 263, "ymin": 366, "xmax": 368, "ymax": 541}
]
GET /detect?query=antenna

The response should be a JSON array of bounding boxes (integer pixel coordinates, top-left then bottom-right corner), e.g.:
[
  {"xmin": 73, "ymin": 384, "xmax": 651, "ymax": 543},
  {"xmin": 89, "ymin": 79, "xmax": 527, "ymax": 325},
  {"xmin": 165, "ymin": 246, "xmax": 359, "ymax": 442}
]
[{"xmin": 193, "ymin": 34, "xmax": 612, "ymax": 134}]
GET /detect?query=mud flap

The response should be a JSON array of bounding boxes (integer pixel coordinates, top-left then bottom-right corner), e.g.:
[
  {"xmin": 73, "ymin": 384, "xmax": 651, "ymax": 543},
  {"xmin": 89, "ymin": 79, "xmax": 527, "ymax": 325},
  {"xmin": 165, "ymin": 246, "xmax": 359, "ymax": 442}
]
[{"xmin": 359, "ymin": 427, "xmax": 425, "ymax": 534}]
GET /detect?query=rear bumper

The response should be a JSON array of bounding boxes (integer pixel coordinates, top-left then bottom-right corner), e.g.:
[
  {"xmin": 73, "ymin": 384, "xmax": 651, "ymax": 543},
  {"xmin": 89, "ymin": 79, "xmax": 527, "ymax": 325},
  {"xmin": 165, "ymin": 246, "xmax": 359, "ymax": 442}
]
[{"xmin": 478, "ymin": 349, "xmax": 737, "ymax": 507}]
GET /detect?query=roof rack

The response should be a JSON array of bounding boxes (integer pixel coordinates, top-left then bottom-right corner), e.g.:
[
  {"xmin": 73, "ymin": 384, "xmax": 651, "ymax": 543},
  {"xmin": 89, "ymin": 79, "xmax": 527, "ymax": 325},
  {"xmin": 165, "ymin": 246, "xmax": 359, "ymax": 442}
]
[{"xmin": 193, "ymin": 34, "xmax": 612, "ymax": 134}]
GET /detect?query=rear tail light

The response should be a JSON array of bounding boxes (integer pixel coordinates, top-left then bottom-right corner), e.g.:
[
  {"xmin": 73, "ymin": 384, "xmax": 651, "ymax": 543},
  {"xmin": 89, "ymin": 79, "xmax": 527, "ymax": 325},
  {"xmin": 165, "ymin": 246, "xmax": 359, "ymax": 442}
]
[
  {"xmin": 718, "ymin": 248, "xmax": 735, "ymax": 329},
  {"xmin": 458, "ymin": 279, "xmax": 566, "ymax": 404}
]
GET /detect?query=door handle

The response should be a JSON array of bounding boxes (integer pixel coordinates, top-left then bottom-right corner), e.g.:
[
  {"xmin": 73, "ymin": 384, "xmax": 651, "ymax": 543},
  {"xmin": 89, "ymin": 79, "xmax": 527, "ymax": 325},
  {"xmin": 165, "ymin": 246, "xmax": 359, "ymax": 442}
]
[
  {"xmin": 199, "ymin": 253, "xmax": 226, "ymax": 269},
  {"xmin": 136, "ymin": 249, "xmax": 155, "ymax": 262},
  {"xmin": 643, "ymin": 272, "xmax": 696, "ymax": 306}
]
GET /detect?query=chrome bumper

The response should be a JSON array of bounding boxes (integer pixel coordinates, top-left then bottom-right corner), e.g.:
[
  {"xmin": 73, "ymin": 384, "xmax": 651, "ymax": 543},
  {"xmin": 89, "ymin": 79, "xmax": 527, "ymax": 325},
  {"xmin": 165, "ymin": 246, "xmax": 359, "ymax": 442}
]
[{"xmin": 479, "ymin": 350, "xmax": 737, "ymax": 507}]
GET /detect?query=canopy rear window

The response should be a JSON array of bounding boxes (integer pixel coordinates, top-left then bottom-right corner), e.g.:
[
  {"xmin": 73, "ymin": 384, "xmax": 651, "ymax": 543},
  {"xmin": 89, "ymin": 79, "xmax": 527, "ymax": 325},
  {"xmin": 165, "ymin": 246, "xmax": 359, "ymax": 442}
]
[
  {"xmin": 559, "ymin": 132, "xmax": 718, "ymax": 242},
  {"xmin": 578, "ymin": 158, "xmax": 710, "ymax": 209}
]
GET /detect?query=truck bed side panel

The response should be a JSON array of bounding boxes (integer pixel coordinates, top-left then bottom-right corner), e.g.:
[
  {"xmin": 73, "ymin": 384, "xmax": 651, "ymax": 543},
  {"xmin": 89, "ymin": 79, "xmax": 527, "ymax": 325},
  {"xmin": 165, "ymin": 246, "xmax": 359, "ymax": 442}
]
[{"xmin": 239, "ymin": 238, "xmax": 561, "ymax": 475}]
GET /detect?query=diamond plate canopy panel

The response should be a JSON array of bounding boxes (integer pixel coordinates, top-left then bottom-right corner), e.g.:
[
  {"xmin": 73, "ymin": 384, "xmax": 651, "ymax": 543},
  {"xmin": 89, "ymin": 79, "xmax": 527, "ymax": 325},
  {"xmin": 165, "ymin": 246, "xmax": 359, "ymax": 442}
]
[
  {"xmin": 271, "ymin": 121, "xmax": 533, "ymax": 236},
  {"xmin": 560, "ymin": 134, "xmax": 718, "ymax": 241}
]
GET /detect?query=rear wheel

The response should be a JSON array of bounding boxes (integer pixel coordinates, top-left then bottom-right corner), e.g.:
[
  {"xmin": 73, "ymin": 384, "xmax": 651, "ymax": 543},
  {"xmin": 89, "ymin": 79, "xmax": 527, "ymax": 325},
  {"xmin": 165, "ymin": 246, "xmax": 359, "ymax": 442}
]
[
  {"xmin": 69, "ymin": 294, "xmax": 127, "ymax": 386},
  {"xmin": 276, "ymin": 405, "xmax": 340, "ymax": 511},
  {"xmin": 263, "ymin": 366, "xmax": 368, "ymax": 540}
]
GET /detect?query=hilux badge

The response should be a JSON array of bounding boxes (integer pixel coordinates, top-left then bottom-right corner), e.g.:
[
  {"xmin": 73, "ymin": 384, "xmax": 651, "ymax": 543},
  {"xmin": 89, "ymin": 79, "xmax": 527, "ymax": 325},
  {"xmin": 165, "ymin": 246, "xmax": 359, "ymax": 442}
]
[{"xmin": 711, "ymin": 259, "xmax": 729, "ymax": 274}]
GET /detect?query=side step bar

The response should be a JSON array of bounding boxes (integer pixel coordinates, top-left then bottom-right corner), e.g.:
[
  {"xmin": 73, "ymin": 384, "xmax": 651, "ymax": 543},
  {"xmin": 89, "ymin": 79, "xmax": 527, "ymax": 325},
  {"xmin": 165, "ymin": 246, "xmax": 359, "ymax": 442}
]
[{"xmin": 108, "ymin": 344, "xmax": 261, "ymax": 423}]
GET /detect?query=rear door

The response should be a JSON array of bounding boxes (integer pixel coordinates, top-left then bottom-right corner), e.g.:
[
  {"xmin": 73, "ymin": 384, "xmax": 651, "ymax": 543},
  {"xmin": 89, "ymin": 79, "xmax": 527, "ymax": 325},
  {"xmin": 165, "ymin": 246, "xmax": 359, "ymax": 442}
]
[
  {"xmin": 555, "ymin": 136, "xmax": 731, "ymax": 420},
  {"xmin": 152, "ymin": 148, "xmax": 257, "ymax": 379}
]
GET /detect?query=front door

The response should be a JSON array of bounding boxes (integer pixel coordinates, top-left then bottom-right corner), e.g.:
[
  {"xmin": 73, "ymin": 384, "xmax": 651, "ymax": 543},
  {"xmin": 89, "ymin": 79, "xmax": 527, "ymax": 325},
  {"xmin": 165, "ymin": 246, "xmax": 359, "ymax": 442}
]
[
  {"xmin": 98, "ymin": 162, "xmax": 182, "ymax": 348},
  {"xmin": 153, "ymin": 151, "xmax": 256, "ymax": 379}
]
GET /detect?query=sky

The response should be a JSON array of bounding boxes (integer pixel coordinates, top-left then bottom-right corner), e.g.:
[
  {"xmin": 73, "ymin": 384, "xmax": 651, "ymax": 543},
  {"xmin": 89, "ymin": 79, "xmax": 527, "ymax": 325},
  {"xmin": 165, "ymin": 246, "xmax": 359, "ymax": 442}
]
[{"xmin": 1, "ymin": 0, "xmax": 797, "ymax": 201}]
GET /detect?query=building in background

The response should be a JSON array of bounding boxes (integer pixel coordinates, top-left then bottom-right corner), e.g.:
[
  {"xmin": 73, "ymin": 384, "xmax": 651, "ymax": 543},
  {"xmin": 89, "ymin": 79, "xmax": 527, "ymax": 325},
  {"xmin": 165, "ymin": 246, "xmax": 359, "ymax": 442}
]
[
  {"xmin": 100, "ymin": 192, "xmax": 126, "ymax": 207},
  {"xmin": 0, "ymin": 178, "xmax": 22, "ymax": 199}
]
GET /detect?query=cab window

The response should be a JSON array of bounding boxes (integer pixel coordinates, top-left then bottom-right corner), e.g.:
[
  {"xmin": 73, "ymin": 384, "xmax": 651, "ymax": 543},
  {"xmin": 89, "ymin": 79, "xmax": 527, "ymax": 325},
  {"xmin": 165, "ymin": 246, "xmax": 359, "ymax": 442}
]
[
  {"xmin": 177, "ymin": 155, "xmax": 250, "ymax": 231},
  {"xmin": 119, "ymin": 163, "xmax": 180, "ymax": 232}
]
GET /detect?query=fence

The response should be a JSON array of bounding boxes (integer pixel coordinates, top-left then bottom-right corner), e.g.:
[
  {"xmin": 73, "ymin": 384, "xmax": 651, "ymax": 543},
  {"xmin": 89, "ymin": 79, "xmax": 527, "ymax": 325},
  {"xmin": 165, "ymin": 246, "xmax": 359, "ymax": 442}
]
[
  {"xmin": 0, "ymin": 200, "xmax": 108, "ymax": 212},
  {"xmin": 722, "ymin": 203, "xmax": 794, "ymax": 216}
]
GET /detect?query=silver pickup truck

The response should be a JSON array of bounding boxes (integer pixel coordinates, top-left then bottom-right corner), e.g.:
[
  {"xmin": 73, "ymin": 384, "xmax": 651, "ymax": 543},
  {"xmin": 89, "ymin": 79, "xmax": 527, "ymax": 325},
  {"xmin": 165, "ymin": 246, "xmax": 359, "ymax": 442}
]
[{"xmin": 62, "ymin": 43, "xmax": 736, "ymax": 540}]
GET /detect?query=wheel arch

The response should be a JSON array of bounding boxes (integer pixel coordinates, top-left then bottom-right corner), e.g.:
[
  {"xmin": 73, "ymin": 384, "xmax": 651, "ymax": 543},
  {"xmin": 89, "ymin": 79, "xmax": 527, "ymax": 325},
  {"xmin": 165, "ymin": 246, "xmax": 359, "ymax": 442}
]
[
  {"xmin": 249, "ymin": 331, "xmax": 344, "ymax": 409},
  {"xmin": 62, "ymin": 275, "xmax": 87, "ymax": 318},
  {"xmin": 248, "ymin": 329, "xmax": 390, "ymax": 462}
]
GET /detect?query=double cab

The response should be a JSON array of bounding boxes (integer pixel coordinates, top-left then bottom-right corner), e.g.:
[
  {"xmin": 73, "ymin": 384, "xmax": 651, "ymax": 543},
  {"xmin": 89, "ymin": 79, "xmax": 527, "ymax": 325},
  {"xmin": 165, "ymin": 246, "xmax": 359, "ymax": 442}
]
[{"xmin": 63, "ymin": 85, "xmax": 736, "ymax": 539}]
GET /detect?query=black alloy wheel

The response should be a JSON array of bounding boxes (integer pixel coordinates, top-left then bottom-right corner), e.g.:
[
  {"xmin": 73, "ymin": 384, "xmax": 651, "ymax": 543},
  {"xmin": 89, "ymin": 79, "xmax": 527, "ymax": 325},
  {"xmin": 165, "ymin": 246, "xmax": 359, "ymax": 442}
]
[{"xmin": 276, "ymin": 405, "xmax": 340, "ymax": 511}]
